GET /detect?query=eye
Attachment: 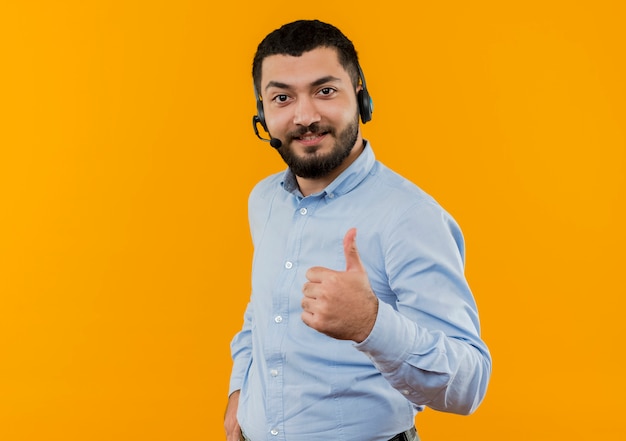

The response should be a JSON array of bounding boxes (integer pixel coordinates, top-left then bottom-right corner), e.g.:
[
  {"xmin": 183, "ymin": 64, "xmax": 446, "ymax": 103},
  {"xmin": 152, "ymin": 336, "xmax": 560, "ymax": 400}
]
[
  {"xmin": 272, "ymin": 94, "xmax": 289, "ymax": 104},
  {"xmin": 318, "ymin": 87, "xmax": 336, "ymax": 97}
]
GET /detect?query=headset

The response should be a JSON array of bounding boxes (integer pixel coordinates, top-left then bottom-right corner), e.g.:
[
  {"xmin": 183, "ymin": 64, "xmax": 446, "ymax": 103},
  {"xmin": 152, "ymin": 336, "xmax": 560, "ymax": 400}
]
[
  {"xmin": 252, "ymin": 63, "xmax": 373, "ymax": 148},
  {"xmin": 356, "ymin": 64, "xmax": 374, "ymax": 124}
]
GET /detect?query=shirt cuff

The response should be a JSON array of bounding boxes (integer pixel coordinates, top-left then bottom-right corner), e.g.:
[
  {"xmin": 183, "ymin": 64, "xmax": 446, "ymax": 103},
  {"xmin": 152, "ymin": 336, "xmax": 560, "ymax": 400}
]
[{"xmin": 354, "ymin": 301, "xmax": 419, "ymax": 373}]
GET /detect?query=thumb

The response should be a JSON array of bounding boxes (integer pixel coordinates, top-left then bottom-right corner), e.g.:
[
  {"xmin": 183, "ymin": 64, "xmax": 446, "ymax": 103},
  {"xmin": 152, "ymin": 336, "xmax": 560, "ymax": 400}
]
[{"xmin": 343, "ymin": 228, "xmax": 364, "ymax": 272}]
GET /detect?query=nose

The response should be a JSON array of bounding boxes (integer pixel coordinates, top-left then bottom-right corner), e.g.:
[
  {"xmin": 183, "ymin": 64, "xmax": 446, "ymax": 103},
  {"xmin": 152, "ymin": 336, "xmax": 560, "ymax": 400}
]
[{"xmin": 292, "ymin": 96, "xmax": 321, "ymax": 127}]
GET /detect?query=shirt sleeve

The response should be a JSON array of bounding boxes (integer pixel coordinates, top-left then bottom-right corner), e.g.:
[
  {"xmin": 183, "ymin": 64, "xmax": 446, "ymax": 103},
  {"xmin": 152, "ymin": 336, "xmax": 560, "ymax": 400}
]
[
  {"xmin": 228, "ymin": 179, "xmax": 272, "ymax": 396},
  {"xmin": 354, "ymin": 201, "xmax": 492, "ymax": 415},
  {"xmin": 228, "ymin": 300, "xmax": 254, "ymax": 396}
]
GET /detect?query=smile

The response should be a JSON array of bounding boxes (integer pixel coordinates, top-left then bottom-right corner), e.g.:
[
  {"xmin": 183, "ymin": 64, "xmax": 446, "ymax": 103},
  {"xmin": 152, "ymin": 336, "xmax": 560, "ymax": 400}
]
[{"xmin": 295, "ymin": 132, "xmax": 328, "ymax": 145}]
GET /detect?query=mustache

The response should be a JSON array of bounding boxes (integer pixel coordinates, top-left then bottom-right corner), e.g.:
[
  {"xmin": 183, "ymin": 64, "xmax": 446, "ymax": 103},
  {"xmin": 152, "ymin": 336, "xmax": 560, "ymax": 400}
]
[{"xmin": 287, "ymin": 123, "xmax": 334, "ymax": 140}]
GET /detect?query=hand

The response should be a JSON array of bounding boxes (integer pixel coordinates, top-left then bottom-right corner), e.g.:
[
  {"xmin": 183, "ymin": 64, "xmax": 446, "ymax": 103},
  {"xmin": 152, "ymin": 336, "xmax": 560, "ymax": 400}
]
[
  {"xmin": 301, "ymin": 228, "xmax": 379, "ymax": 342},
  {"xmin": 224, "ymin": 390, "xmax": 243, "ymax": 441}
]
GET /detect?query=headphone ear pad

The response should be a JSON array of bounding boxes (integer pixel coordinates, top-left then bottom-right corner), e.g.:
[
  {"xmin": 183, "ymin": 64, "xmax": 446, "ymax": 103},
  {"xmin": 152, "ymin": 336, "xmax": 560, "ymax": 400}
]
[
  {"xmin": 358, "ymin": 89, "xmax": 373, "ymax": 124},
  {"xmin": 256, "ymin": 98, "xmax": 268, "ymax": 131}
]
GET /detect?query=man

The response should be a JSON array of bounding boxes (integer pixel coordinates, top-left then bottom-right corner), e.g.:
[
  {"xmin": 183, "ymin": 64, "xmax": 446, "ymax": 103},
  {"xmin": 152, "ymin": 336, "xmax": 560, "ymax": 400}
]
[{"xmin": 225, "ymin": 20, "xmax": 491, "ymax": 441}]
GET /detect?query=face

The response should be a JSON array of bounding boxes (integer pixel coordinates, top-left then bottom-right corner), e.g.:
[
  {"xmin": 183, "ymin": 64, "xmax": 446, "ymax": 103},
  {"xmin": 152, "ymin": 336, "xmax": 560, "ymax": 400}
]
[{"xmin": 259, "ymin": 47, "xmax": 361, "ymax": 179}]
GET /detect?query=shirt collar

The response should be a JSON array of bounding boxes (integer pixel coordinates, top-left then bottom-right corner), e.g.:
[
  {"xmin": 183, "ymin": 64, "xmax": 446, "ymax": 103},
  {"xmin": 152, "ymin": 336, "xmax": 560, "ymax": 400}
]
[{"xmin": 281, "ymin": 140, "xmax": 376, "ymax": 199}]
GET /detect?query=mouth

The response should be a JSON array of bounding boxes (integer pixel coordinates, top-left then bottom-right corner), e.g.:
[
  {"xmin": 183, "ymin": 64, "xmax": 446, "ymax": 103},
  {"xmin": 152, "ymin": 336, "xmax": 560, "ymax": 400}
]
[{"xmin": 293, "ymin": 131, "xmax": 329, "ymax": 146}]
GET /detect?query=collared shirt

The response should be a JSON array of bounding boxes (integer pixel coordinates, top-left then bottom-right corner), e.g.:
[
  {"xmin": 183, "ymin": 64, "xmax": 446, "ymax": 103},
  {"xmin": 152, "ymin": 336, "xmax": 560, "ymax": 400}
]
[{"xmin": 229, "ymin": 142, "xmax": 491, "ymax": 441}]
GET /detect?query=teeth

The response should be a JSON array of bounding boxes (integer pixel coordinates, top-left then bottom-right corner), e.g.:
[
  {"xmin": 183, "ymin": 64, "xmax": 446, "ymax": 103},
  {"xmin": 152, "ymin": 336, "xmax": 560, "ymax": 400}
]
[{"xmin": 301, "ymin": 134, "xmax": 320, "ymax": 141}]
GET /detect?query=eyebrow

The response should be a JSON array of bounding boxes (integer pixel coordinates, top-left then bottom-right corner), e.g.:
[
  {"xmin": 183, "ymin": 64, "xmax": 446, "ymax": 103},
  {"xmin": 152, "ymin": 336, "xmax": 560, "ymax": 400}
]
[{"xmin": 264, "ymin": 75, "xmax": 342, "ymax": 92}]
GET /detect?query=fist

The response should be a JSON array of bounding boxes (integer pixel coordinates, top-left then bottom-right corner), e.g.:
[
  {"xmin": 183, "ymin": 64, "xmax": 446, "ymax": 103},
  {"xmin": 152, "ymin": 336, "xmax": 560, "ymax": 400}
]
[{"xmin": 301, "ymin": 228, "xmax": 378, "ymax": 342}]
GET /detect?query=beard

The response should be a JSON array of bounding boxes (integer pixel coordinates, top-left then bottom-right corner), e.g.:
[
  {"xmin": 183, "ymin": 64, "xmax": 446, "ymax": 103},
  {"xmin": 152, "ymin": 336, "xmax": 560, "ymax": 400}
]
[{"xmin": 277, "ymin": 113, "xmax": 360, "ymax": 179}]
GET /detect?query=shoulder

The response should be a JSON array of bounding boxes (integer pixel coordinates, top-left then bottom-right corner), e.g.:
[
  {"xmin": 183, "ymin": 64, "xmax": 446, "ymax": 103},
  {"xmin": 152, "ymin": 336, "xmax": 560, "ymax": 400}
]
[
  {"xmin": 370, "ymin": 162, "xmax": 441, "ymax": 212},
  {"xmin": 368, "ymin": 162, "xmax": 463, "ymax": 241},
  {"xmin": 359, "ymin": 163, "xmax": 467, "ymax": 269},
  {"xmin": 249, "ymin": 170, "xmax": 286, "ymax": 202}
]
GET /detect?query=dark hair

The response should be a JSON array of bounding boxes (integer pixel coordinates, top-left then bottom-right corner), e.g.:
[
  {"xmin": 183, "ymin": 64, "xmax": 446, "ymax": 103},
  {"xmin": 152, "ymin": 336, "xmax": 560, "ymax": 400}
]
[{"xmin": 252, "ymin": 20, "xmax": 360, "ymax": 94}]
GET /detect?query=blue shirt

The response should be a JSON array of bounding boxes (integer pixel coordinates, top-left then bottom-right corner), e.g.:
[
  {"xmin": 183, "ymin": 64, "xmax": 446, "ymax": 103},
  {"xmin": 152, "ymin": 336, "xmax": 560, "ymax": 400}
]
[{"xmin": 229, "ymin": 143, "xmax": 491, "ymax": 441}]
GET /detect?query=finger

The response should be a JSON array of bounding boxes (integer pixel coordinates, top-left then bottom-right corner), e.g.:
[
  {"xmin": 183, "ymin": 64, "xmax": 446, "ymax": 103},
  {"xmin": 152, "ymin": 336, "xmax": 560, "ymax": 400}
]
[
  {"xmin": 305, "ymin": 265, "xmax": 330, "ymax": 282},
  {"xmin": 343, "ymin": 228, "xmax": 364, "ymax": 272},
  {"xmin": 301, "ymin": 296, "xmax": 313, "ymax": 312},
  {"xmin": 302, "ymin": 282, "xmax": 318, "ymax": 299}
]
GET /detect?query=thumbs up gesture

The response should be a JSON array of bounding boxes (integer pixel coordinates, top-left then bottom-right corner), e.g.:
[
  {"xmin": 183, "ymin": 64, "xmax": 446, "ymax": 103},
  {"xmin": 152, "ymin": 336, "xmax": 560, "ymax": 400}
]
[{"xmin": 301, "ymin": 228, "xmax": 379, "ymax": 342}]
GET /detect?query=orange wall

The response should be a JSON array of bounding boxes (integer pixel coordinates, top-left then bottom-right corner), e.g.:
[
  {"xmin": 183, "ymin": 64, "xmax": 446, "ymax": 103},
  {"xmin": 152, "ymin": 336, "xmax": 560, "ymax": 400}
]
[{"xmin": 1, "ymin": 1, "xmax": 624, "ymax": 439}]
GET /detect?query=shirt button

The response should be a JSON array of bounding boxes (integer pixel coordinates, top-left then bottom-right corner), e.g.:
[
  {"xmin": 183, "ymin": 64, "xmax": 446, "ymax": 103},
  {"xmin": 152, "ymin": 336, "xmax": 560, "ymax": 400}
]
[
  {"xmin": 327, "ymin": 193, "xmax": 335, "ymax": 199},
  {"xmin": 402, "ymin": 389, "xmax": 410, "ymax": 395},
  {"xmin": 285, "ymin": 261, "xmax": 293, "ymax": 269},
  {"xmin": 270, "ymin": 369, "xmax": 279, "ymax": 377},
  {"xmin": 299, "ymin": 207, "xmax": 308, "ymax": 215},
  {"xmin": 270, "ymin": 429, "xmax": 279, "ymax": 436},
  {"xmin": 274, "ymin": 315, "xmax": 283, "ymax": 323}
]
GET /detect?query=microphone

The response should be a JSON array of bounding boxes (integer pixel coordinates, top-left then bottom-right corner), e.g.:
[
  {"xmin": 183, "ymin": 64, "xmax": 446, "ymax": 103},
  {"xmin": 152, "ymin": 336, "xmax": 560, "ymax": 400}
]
[{"xmin": 253, "ymin": 115, "xmax": 283, "ymax": 149}]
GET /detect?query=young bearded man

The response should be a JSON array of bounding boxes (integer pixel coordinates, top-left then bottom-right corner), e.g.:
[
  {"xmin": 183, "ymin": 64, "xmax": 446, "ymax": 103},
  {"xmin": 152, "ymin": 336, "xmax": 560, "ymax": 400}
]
[{"xmin": 225, "ymin": 19, "xmax": 491, "ymax": 441}]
